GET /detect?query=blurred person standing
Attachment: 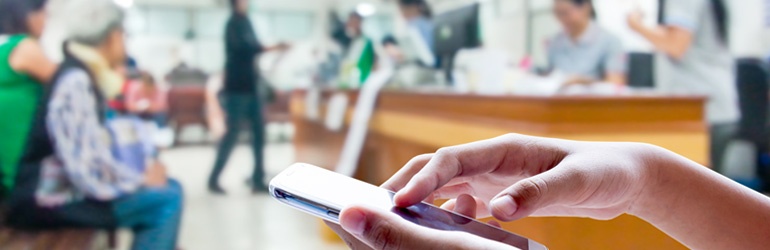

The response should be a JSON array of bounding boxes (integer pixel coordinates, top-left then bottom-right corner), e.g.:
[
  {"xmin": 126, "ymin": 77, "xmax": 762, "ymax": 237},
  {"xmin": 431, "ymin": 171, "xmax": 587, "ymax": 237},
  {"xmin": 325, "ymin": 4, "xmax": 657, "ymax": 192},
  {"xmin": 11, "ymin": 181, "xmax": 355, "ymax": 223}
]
[
  {"xmin": 337, "ymin": 11, "xmax": 377, "ymax": 87},
  {"xmin": 398, "ymin": 0, "xmax": 435, "ymax": 54},
  {"xmin": 7, "ymin": 1, "xmax": 183, "ymax": 249},
  {"xmin": 0, "ymin": 0, "xmax": 57, "ymax": 197},
  {"xmin": 548, "ymin": 0, "xmax": 626, "ymax": 86},
  {"xmin": 397, "ymin": 0, "xmax": 438, "ymax": 68},
  {"xmin": 211, "ymin": 0, "xmax": 288, "ymax": 194},
  {"xmin": 628, "ymin": 0, "xmax": 738, "ymax": 172},
  {"xmin": 332, "ymin": 12, "xmax": 363, "ymax": 55}
]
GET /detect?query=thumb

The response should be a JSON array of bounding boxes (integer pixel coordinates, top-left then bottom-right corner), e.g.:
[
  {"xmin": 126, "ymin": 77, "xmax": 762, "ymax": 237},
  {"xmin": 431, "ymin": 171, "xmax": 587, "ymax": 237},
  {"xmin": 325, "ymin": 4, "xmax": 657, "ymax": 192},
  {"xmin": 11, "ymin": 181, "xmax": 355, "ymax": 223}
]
[
  {"xmin": 339, "ymin": 205, "xmax": 450, "ymax": 250},
  {"xmin": 489, "ymin": 166, "xmax": 586, "ymax": 221}
]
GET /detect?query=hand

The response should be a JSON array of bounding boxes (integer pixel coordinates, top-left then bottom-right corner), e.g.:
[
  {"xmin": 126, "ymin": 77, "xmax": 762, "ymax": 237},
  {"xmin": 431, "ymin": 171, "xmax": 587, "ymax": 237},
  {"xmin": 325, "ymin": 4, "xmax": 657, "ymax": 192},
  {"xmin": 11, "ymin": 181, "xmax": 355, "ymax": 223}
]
[
  {"xmin": 385, "ymin": 134, "xmax": 657, "ymax": 222},
  {"xmin": 144, "ymin": 161, "xmax": 168, "ymax": 187},
  {"xmin": 275, "ymin": 42, "xmax": 291, "ymax": 51},
  {"xmin": 562, "ymin": 76, "xmax": 593, "ymax": 86},
  {"xmin": 326, "ymin": 194, "xmax": 515, "ymax": 250},
  {"xmin": 627, "ymin": 10, "xmax": 645, "ymax": 32}
]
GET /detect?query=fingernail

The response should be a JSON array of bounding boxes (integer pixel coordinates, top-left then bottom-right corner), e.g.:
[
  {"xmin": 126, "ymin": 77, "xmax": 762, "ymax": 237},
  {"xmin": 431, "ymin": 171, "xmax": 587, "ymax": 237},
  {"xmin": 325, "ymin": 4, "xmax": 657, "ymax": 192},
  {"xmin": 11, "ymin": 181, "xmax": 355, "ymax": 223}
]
[
  {"xmin": 491, "ymin": 196, "xmax": 517, "ymax": 217},
  {"xmin": 340, "ymin": 209, "xmax": 366, "ymax": 236}
]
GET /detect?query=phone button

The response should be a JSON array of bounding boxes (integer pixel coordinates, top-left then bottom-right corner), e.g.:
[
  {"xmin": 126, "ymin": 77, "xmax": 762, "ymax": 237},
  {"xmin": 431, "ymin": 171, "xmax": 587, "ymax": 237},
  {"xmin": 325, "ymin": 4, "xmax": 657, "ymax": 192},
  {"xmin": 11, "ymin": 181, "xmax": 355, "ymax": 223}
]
[{"xmin": 327, "ymin": 211, "xmax": 340, "ymax": 219}]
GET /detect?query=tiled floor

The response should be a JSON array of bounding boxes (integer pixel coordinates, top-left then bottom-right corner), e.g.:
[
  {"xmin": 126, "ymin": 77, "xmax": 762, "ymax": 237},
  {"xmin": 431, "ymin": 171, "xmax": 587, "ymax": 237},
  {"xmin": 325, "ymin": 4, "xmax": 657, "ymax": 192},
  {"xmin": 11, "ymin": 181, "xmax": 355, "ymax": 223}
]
[{"xmin": 117, "ymin": 142, "xmax": 348, "ymax": 250}]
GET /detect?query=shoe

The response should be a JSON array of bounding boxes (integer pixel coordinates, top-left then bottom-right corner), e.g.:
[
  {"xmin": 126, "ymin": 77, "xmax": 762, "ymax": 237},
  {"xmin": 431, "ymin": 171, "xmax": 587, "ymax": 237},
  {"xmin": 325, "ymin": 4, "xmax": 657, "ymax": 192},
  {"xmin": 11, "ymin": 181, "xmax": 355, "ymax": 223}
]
[
  {"xmin": 251, "ymin": 185, "xmax": 269, "ymax": 194},
  {"xmin": 245, "ymin": 179, "xmax": 269, "ymax": 194},
  {"xmin": 208, "ymin": 184, "xmax": 227, "ymax": 195}
]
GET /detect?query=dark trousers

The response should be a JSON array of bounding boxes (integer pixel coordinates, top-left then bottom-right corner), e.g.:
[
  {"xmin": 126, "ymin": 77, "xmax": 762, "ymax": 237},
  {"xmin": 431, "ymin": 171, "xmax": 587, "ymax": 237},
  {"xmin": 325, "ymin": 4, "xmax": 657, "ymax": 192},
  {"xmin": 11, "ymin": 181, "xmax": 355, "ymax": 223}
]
[{"xmin": 209, "ymin": 93, "xmax": 265, "ymax": 187}]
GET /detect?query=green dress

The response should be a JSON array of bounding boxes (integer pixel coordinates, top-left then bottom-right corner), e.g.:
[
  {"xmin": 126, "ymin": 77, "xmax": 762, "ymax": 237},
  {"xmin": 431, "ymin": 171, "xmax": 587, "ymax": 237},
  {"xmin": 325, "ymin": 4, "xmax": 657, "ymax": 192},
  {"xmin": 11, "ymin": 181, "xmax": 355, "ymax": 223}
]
[{"xmin": 0, "ymin": 35, "xmax": 43, "ymax": 191}]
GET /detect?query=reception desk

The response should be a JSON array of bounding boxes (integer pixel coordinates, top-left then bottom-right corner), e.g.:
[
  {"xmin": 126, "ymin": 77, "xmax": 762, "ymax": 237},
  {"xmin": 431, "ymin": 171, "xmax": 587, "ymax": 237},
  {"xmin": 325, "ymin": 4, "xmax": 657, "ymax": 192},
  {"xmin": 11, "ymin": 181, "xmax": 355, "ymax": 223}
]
[{"xmin": 293, "ymin": 90, "xmax": 707, "ymax": 249}]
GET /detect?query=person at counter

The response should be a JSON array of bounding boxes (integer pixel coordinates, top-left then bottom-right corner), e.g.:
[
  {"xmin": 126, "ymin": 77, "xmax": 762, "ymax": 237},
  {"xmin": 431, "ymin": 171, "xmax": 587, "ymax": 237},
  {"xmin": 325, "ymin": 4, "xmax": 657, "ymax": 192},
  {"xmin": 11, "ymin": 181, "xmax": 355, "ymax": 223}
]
[
  {"xmin": 398, "ymin": 0, "xmax": 434, "ymax": 49},
  {"xmin": 327, "ymin": 134, "xmax": 770, "ymax": 249},
  {"xmin": 548, "ymin": 0, "xmax": 626, "ymax": 86},
  {"xmin": 398, "ymin": 0, "xmax": 436, "ymax": 65},
  {"xmin": 628, "ymin": 0, "xmax": 737, "ymax": 172},
  {"xmin": 336, "ymin": 11, "xmax": 377, "ymax": 88}
]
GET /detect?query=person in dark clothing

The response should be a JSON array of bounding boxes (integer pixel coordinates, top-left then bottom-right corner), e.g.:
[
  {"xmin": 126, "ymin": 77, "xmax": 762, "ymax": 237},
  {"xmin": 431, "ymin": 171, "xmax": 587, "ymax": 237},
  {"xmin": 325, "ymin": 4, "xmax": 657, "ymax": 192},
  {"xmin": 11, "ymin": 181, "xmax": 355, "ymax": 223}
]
[{"xmin": 209, "ymin": 0, "xmax": 288, "ymax": 195}]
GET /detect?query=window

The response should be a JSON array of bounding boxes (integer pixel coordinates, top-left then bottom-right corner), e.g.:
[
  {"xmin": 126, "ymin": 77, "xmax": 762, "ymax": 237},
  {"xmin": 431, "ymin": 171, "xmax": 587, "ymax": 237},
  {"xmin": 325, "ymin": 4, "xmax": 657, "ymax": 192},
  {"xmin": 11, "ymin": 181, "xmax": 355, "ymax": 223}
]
[{"xmin": 251, "ymin": 11, "xmax": 315, "ymax": 44}]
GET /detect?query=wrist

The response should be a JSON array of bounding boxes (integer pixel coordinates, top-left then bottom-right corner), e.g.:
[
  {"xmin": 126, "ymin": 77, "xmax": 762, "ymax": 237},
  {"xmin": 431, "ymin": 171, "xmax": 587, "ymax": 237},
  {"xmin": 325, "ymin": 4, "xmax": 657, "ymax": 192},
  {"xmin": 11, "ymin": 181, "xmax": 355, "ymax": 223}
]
[
  {"xmin": 627, "ymin": 145, "xmax": 684, "ymax": 222},
  {"xmin": 629, "ymin": 22, "xmax": 642, "ymax": 33}
]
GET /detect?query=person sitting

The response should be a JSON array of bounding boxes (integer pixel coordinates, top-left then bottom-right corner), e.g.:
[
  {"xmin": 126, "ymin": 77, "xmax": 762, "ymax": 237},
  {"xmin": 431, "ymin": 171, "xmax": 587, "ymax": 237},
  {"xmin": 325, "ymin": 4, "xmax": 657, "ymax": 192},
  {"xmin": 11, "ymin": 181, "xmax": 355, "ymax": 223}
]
[
  {"xmin": 126, "ymin": 71, "xmax": 169, "ymax": 127},
  {"xmin": 6, "ymin": 1, "xmax": 183, "ymax": 250},
  {"xmin": 547, "ymin": 0, "xmax": 626, "ymax": 86},
  {"xmin": 0, "ymin": 0, "xmax": 57, "ymax": 197},
  {"xmin": 329, "ymin": 134, "xmax": 770, "ymax": 249}
]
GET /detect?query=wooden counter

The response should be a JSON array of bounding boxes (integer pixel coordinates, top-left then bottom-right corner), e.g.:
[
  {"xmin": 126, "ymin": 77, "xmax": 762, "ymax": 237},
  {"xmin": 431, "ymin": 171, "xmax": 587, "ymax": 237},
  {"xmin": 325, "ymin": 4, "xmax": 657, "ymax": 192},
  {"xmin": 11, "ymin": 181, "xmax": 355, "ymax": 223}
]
[{"xmin": 293, "ymin": 90, "xmax": 707, "ymax": 249}]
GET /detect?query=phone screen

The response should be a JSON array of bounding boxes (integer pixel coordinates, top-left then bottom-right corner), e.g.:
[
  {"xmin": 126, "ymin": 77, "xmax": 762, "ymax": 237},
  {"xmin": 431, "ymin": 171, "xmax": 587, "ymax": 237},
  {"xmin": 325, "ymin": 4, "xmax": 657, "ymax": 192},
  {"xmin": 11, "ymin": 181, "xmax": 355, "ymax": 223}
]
[{"xmin": 270, "ymin": 164, "xmax": 546, "ymax": 250}]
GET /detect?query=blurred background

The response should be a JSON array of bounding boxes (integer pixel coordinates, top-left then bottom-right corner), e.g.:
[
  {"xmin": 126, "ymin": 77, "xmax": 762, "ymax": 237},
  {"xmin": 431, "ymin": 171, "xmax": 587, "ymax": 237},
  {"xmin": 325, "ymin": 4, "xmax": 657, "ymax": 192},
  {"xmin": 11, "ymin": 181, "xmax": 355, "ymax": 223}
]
[{"xmin": 2, "ymin": 0, "xmax": 770, "ymax": 249}]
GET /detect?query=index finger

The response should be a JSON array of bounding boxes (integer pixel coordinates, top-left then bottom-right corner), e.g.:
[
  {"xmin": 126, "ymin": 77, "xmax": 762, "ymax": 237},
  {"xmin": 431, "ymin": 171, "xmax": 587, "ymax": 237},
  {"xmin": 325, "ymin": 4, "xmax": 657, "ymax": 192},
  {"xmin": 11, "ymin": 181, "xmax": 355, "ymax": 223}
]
[
  {"xmin": 393, "ymin": 135, "xmax": 512, "ymax": 207},
  {"xmin": 381, "ymin": 154, "xmax": 434, "ymax": 192}
]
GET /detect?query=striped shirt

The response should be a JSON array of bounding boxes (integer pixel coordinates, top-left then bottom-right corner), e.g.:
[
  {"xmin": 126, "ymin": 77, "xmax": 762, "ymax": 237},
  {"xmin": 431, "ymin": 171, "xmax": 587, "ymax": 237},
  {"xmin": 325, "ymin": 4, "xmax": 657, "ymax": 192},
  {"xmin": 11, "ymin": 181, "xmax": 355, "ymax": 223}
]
[{"xmin": 37, "ymin": 69, "xmax": 143, "ymax": 206}]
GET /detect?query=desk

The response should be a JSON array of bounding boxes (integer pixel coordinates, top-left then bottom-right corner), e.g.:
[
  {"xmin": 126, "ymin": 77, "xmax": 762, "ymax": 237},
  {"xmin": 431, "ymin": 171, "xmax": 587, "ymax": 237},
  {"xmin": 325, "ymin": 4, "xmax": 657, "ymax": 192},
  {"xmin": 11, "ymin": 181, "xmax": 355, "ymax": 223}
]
[{"xmin": 293, "ymin": 90, "xmax": 706, "ymax": 249}]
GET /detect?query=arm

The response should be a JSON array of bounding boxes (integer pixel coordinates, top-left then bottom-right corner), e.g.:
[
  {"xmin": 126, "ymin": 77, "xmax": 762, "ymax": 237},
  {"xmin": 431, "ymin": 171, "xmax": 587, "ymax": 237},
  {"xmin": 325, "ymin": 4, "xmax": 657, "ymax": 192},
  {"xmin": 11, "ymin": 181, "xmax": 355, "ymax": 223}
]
[
  {"xmin": 627, "ymin": 0, "xmax": 699, "ymax": 61},
  {"xmin": 603, "ymin": 37, "xmax": 627, "ymax": 86},
  {"xmin": 225, "ymin": 18, "xmax": 262, "ymax": 57},
  {"xmin": 263, "ymin": 43, "xmax": 289, "ymax": 52},
  {"xmin": 47, "ymin": 70, "xmax": 144, "ymax": 200},
  {"xmin": 631, "ymin": 147, "xmax": 770, "ymax": 250},
  {"xmin": 627, "ymin": 17, "xmax": 692, "ymax": 60},
  {"xmin": 604, "ymin": 73, "xmax": 626, "ymax": 86},
  {"xmin": 10, "ymin": 39, "xmax": 57, "ymax": 83},
  {"xmin": 385, "ymin": 134, "xmax": 770, "ymax": 249}
]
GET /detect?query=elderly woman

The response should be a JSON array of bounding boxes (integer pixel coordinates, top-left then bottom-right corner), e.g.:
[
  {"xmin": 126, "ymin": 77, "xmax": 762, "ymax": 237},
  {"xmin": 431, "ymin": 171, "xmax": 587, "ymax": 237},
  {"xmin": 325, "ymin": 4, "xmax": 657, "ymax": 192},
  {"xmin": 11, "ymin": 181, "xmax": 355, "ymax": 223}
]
[{"xmin": 7, "ymin": 1, "xmax": 183, "ymax": 250}]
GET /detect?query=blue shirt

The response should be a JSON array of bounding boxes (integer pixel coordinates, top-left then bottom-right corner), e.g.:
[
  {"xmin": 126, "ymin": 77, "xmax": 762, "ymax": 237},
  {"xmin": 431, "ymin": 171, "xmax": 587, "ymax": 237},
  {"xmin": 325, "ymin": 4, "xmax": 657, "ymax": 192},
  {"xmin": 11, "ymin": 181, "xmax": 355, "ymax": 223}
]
[
  {"xmin": 658, "ymin": 0, "xmax": 738, "ymax": 123},
  {"xmin": 547, "ymin": 22, "xmax": 626, "ymax": 81},
  {"xmin": 409, "ymin": 17, "xmax": 435, "ymax": 52}
]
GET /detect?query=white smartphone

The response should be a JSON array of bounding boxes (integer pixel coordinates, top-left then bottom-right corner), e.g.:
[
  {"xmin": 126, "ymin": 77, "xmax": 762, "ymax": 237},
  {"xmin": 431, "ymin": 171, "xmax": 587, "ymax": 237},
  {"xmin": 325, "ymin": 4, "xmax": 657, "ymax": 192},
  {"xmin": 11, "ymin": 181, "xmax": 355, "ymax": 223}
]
[{"xmin": 269, "ymin": 163, "xmax": 547, "ymax": 250}]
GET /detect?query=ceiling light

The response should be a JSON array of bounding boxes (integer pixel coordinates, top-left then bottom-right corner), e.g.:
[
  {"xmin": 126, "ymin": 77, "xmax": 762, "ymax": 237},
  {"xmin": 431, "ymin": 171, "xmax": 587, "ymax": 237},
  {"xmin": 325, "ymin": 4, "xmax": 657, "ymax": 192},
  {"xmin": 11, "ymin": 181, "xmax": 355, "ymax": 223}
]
[
  {"xmin": 356, "ymin": 3, "xmax": 377, "ymax": 17},
  {"xmin": 114, "ymin": 0, "xmax": 134, "ymax": 9}
]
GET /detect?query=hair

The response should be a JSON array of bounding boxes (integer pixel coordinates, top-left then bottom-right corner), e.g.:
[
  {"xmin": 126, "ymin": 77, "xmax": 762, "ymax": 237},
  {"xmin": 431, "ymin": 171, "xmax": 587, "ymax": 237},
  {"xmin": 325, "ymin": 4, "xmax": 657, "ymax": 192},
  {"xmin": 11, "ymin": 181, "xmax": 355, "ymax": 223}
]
[
  {"xmin": 0, "ymin": 0, "xmax": 48, "ymax": 34},
  {"xmin": 55, "ymin": 0, "xmax": 125, "ymax": 46},
  {"xmin": 399, "ymin": 0, "xmax": 433, "ymax": 18},
  {"xmin": 140, "ymin": 71, "xmax": 156, "ymax": 86},
  {"xmin": 381, "ymin": 35, "xmax": 398, "ymax": 46},
  {"xmin": 710, "ymin": 0, "xmax": 729, "ymax": 45},
  {"xmin": 349, "ymin": 11, "xmax": 363, "ymax": 21},
  {"xmin": 560, "ymin": 0, "xmax": 596, "ymax": 19}
]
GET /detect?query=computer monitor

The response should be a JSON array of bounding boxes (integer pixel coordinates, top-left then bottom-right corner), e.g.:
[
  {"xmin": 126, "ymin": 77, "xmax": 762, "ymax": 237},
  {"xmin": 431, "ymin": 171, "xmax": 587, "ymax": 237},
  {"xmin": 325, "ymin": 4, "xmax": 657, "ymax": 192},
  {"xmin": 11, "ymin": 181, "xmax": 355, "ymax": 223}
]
[{"xmin": 433, "ymin": 3, "xmax": 481, "ymax": 84}]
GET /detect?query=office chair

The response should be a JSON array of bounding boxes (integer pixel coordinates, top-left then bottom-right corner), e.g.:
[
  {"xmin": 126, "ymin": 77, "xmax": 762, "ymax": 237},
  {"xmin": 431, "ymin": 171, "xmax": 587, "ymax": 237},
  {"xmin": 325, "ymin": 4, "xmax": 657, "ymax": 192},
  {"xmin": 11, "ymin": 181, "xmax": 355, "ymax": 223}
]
[
  {"xmin": 724, "ymin": 58, "xmax": 770, "ymax": 190},
  {"xmin": 627, "ymin": 52, "xmax": 655, "ymax": 88}
]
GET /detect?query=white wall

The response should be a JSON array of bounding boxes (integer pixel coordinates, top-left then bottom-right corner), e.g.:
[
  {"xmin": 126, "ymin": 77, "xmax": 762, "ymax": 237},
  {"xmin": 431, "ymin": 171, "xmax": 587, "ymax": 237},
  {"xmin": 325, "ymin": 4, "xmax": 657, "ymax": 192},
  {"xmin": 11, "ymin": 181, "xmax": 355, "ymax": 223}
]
[
  {"xmin": 728, "ymin": 0, "xmax": 770, "ymax": 58},
  {"xmin": 124, "ymin": 6, "xmax": 320, "ymax": 78},
  {"xmin": 430, "ymin": 0, "xmax": 530, "ymax": 61}
]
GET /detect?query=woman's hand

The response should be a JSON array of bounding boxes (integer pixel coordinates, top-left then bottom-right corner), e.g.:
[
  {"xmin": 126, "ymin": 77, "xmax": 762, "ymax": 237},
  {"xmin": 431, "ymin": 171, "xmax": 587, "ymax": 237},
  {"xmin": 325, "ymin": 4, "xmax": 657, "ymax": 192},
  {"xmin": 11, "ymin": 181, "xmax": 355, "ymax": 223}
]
[
  {"xmin": 327, "ymin": 194, "xmax": 516, "ymax": 250},
  {"xmin": 144, "ymin": 161, "xmax": 168, "ymax": 187},
  {"xmin": 385, "ymin": 134, "xmax": 657, "ymax": 221},
  {"xmin": 626, "ymin": 10, "xmax": 645, "ymax": 32}
]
